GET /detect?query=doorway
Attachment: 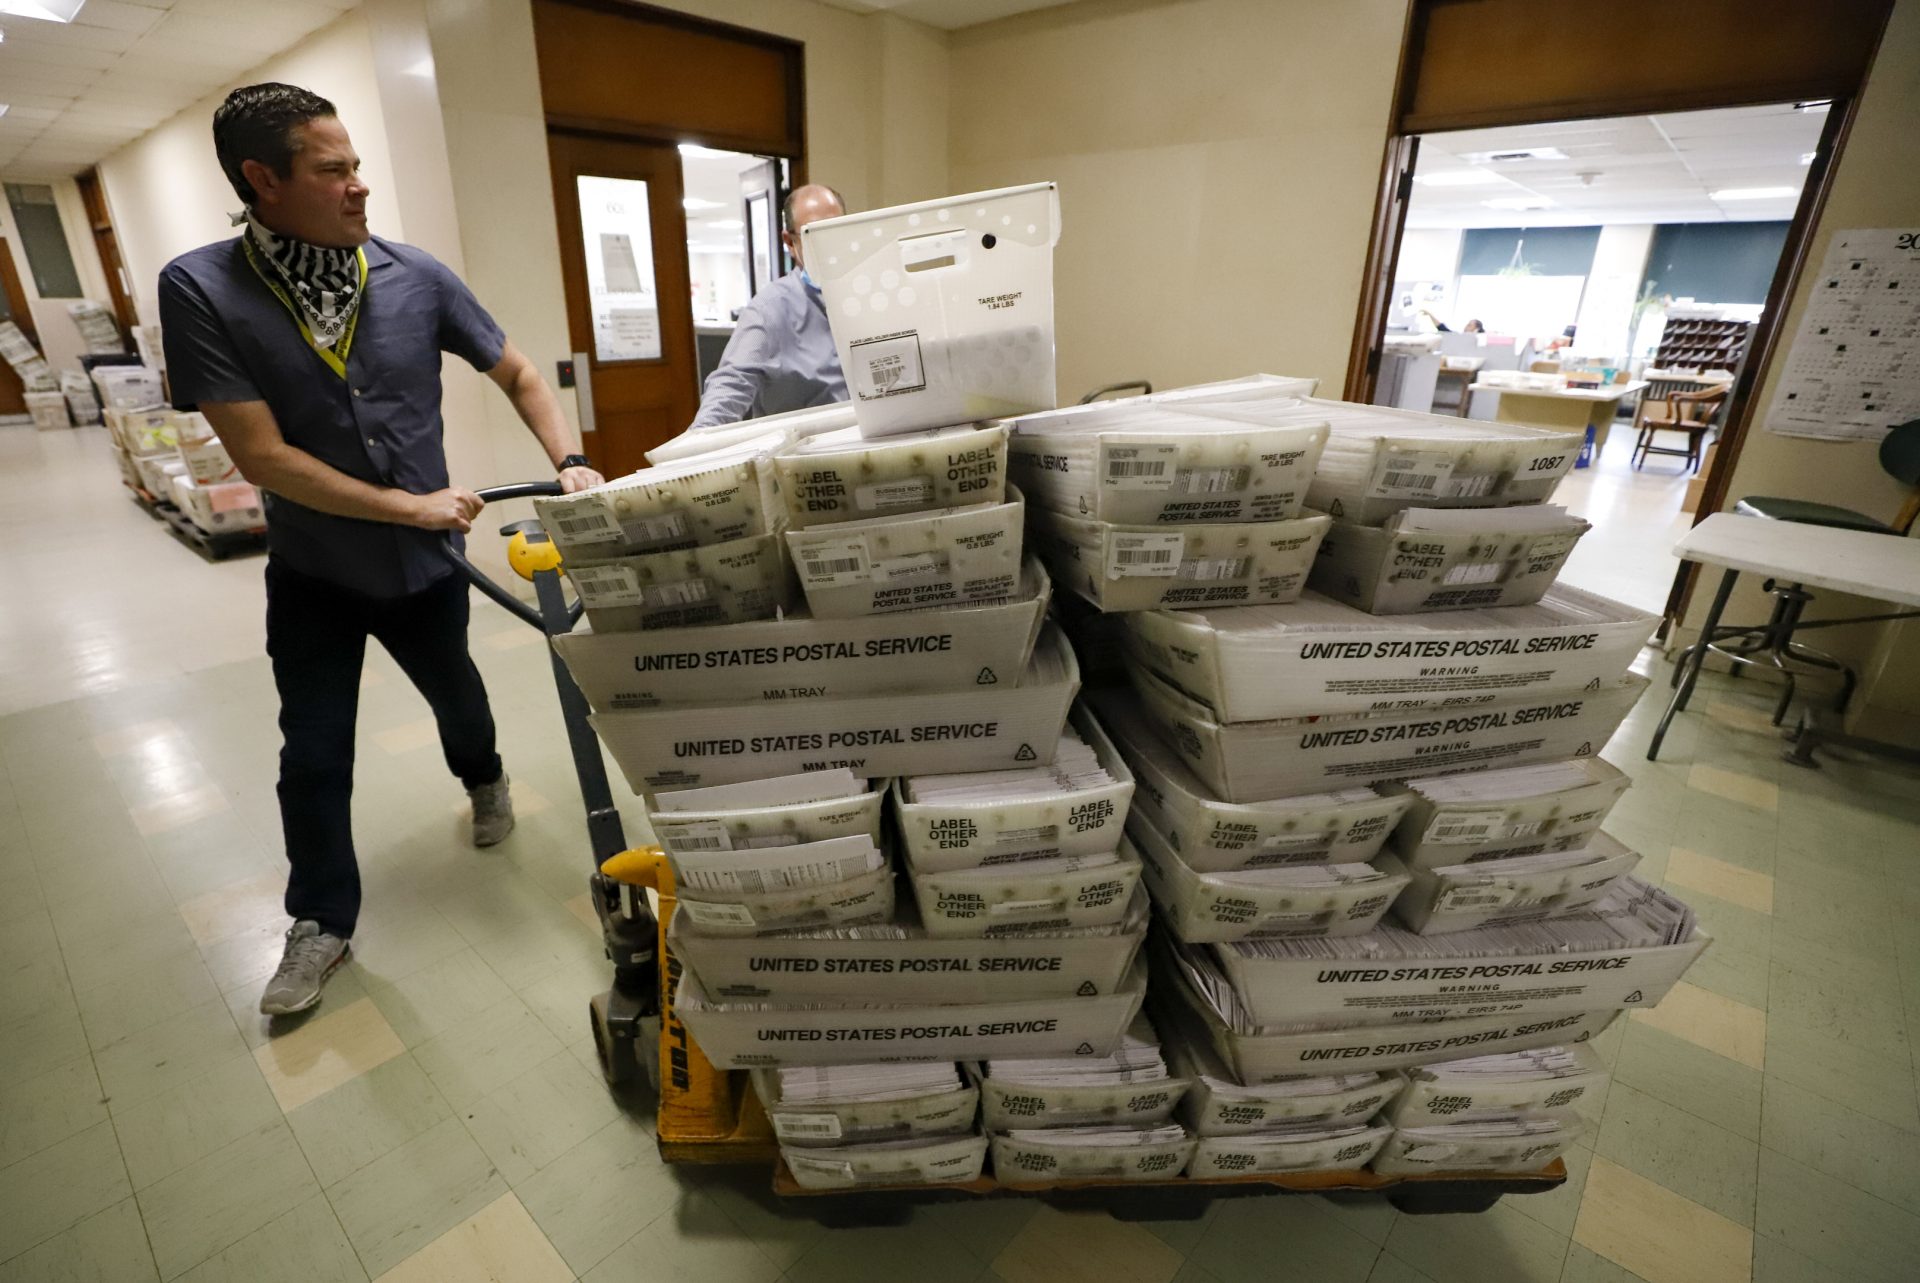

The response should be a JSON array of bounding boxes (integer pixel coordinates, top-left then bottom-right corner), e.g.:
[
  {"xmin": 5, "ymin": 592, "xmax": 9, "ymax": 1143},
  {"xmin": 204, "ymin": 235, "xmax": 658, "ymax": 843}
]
[
  {"xmin": 0, "ymin": 237, "xmax": 36, "ymax": 418},
  {"xmin": 680, "ymin": 143, "xmax": 788, "ymax": 390}
]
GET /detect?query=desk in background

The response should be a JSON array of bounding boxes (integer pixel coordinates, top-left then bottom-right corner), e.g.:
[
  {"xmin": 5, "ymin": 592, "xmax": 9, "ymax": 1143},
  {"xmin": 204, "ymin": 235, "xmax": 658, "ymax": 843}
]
[{"xmin": 1470, "ymin": 380, "xmax": 1650, "ymax": 456}]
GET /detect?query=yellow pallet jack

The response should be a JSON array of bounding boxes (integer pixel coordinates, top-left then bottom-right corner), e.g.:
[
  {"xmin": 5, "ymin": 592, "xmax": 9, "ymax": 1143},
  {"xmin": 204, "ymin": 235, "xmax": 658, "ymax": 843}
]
[{"xmin": 448, "ymin": 485, "xmax": 1566, "ymax": 1219}]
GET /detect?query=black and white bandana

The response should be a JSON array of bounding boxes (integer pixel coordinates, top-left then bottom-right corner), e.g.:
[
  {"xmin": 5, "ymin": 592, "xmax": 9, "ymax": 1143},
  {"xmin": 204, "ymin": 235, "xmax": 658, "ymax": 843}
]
[{"xmin": 244, "ymin": 212, "xmax": 363, "ymax": 349}]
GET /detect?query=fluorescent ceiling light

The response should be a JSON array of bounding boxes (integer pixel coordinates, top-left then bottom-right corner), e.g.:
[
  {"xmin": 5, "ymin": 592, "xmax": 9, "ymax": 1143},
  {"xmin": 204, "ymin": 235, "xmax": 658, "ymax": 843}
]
[
  {"xmin": 0, "ymin": 1, "xmax": 87, "ymax": 21},
  {"xmin": 1796, "ymin": 100, "xmax": 1832, "ymax": 113},
  {"xmin": 0, "ymin": 105, "xmax": 8, "ymax": 119},
  {"xmin": 1482, "ymin": 196, "xmax": 1554, "ymax": 211},
  {"xmin": 1711, "ymin": 186, "xmax": 1797, "ymax": 201},
  {"xmin": 708, "ymin": 219, "xmax": 744, "ymax": 230},
  {"xmin": 1800, "ymin": 152, "xmax": 1816, "ymax": 165},
  {"xmin": 679, "ymin": 143, "xmax": 741, "ymax": 159},
  {"xmin": 683, "ymin": 197, "xmax": 724, "ymax": 211},
  {"xmin": 1415, "ymin": 170, "xmax": 1505, "ymax": 187},
  {"xmin": 1462, "ymin": 147, "xmax": 1568, "ymax": 164}
]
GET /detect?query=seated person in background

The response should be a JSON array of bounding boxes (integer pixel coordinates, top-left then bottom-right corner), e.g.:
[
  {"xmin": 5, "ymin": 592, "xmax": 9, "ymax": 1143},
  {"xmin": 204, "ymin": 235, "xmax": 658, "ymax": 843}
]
[
  {"xmin": 688, "ymin": 184, "xmax": 848, "ymax": 428},
  {"xmin": 1463, "ymin": 318, "xmax": 1485, "ymax": 333}
]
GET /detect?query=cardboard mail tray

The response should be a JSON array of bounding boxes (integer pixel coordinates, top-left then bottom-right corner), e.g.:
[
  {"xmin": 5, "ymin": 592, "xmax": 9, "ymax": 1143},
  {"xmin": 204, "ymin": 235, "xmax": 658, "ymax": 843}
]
[
  {"xmin": 1309, "ymin": 510, "xmax": 1590, "ymax": 615},
  {"xmin": 673, "ymin": 861, "xmax": 895, "ymax": 937},
  {"xmin": 1128, "ymin": 663, "xmax": 1648, "ymax": 803},
  {"xmin": 1032, "ymin": 509, "xmax": 1330, "ymax": 613},
  {"xmin": 1096, "ymin": 697, "xmax": 1408, "ymax": 870},
  {"xmin": 774, "ymin": 423, "xmax": 1008, "ymax": 527},
  {"xmin": 1122, "ymin": 585, "xmax": 1656, "ymax": 723},
  {"xmin": 908, "ymin": 846, "xmax": 1142, "ymax": 938},
  {"xmin": 1190, "ymin": 1125, "xmax": 1392, "ymax": 1177},
  {"xmin": 896, "ymin": 705, "xmax": 1135, "ymax": 872},
  {"xmin": 1127, "ymin": 821, "xmax": 1405, "ymax": 944},
  {"xmin": 552, "ymin": 558, "xmax": 1049, "ymax": 711},
  {"xmin": 1167, "ymin": 1039, "xmax": 1404, "ymax": 1135},
  {"xmin": 754, "ymin": 1071, "xmax": 981, "ymax": 1146},
  {"xmin": 1370, "ymin": 1120, "xmax": 1580, "ymax": 1176},
  {"xmin": 1388, "ymin": 757, "xmax": 1632, "ymax": 870},
  {"xmin": 591, "ymin": 622, "xmax": 1078, "ymax": 791},
  {"xmin": 990, "ymin": 1130, "xmax": 1195, "ymax": 1184},
  {"xmin": 1387, "ymin": 1042, "xmax": 1607, "ymax": 1126},
  {"xmin": 648, "ymin": 787, "xmax": 885, "ymax": 857},
  {"xmin": 782, "ymin": 1134, "xmax": 989, "ymax": 1189},
  {"xmin": 675, "ymin": 956, "xmax": 1147, "ymax": 1068},
  {"xmin": 1388, "ymin": 838, "xmax": 1643, "ymax": 935},
  {"xmin": 1005, "ymin": 401, "xmax": 1328, "ymax": 524},
  {"xmin": 670, "ymin": 892, "xmax": 1148, "ymax": 1004},
  {"xmin": 566, "ymin": 532, "xmax": 793, "ymax": 632},
  {"xmin": 535, "ymin": 447, "xmax": 779, "ymax": 559},
  {"xmin": 786, "ymin": 490, "xmax": 1025, "ymax": 617}
]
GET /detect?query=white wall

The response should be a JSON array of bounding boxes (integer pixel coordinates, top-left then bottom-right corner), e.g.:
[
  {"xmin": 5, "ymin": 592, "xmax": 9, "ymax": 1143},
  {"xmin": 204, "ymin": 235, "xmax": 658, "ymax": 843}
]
[
  {"xmin": 1570, "ymin": 223, "xmax": 1654, "ymax": 363},
  {"xmin": 1396, "ymin": 228, "xmax": 1462, "ymax": 284},
  {"xmin": 0, "ymin": 176, "xmax": 116, "ymax": 376}
]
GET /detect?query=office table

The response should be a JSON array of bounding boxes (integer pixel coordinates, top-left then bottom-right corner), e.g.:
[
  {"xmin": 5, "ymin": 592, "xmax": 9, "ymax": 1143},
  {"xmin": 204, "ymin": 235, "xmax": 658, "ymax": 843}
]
[
  {"xmin": 1471, "ymin": 380, "xmax": 1649, "ymax": 454},
  {"xmin": 1648, "ymin": 513, "xmax": 1920, "ymax": 762}
]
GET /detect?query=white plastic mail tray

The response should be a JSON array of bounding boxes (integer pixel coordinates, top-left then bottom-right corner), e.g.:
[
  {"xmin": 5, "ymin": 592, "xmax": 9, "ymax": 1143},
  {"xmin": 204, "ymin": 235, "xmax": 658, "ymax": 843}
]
[
  {"xmin": 1031, "ymin": 509, "xmax": 1330, "ymax": 613},
  {"xmin": 535, "ymin": 444, "xmax": 779, "ymax": 558},
  {"xmin": 672, "ymin": 860, "xmax": 894, "ymax": 937},
  {"xmin": 1005, "ymin": 401, "xmax": 1327, "ymax": 524},
  {"xmin": 675, "ymin": 955, "xmax": 1148, "ymax": 1068},
  {"xmin": 908, "ymin": 846, "xmax": 1142, "ymax": 939},
  {"xmin": 1120, "ymin": 585, "xmax": 1657, "ymax": 723},
  {"xmin": 667, "ymin": 890, "xmax": 1148, "ymax": 1005},
  {"xmin": 804, "ymin": 183, "xmax": 1060, "ymax": 437},
  {"xmin": 1127, "ymin": 821, "xmax": 1405, "ymax": 943},
  {"xmin": 1095, "ymin": 696, "xmax": 1407, "ymax": 870},
  {"xmin": 565, "ymin": 532, "xmax": 793, "ymax": 633},
  {"xmin": 646, "ymin": 400, "xmax": 856, "ymax": 466},
  {"xmin": 782, "ymin": 1133, "xmax": 989, "ymax": 1189},
  {"xmin": 553, "ymin": 557, "xmax": 1050, "ymax": 712},
  {"xmin": 1389, "ymin": 838, "xmax": 1643, "ymax": 935},
  {"xmin": 774, "ymin": 423, "xmax": 1008, "ymax": 527},
  {"xmin": 1388, "ymin": 757, "xmax": 1633, "ymax": 870},
  {"xmin": 648, "ymin": 786, "xmax": 884, "ymax": 857},
  {"xmin": 754, "ymin": 1072, "xmax": 980, "ymax": 1147},
  {"xmin": 989, "ymin": 1129, "xmax": 1196, "ymax": 1184},
  {"xmin": 1388, "ymin": 1043, "xmax": 1607, "ymax": 1126},
  {"xmin": 1190, "ymin": 1124, "xmax": 1392, "ymax": 1177},
  {"xmin": 1165, "ymin": 1037, "xmax": 1404, "ymax": 1135},
  {"xmin": 896, "ymin": 704, "xmax": 1135, "ymax": 871},
  {"xmin": 1127, "ymin": 661, "xmax": 1648, "ymax": 803},
  {"xmin": 786, "ymin": 489, "xmax": 1025, "ymax": 617},
  {"xmin": 1308, "ymin": 508, "xmax": 1591, "ymax": 615}
]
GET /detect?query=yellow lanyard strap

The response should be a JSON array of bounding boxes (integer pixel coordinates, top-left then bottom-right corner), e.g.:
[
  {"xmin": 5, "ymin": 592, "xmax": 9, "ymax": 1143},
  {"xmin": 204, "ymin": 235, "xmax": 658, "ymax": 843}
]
[{"xmin": 242, "ymin": 237, "xmax": 368, "ymax": 379}]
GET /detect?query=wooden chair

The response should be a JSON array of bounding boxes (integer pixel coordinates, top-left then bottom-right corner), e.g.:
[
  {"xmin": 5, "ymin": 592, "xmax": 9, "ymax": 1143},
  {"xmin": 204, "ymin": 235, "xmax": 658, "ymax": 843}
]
[{"xmin": 1632, "ymin": 385, "xmax": 1727, "ymax": 472}]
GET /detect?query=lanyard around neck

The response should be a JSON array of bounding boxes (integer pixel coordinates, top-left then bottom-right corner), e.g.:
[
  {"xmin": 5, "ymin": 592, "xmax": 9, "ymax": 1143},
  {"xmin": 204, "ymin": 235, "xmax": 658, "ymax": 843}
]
[{"xmin": 242, "ymin": 236, "xmax": 368, "ymax": 379}]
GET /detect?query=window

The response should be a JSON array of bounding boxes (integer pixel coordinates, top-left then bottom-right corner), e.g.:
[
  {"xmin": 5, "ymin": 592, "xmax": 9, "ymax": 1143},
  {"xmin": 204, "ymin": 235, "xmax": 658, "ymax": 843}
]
[{"xmin": 4, "ymin": 184, "xmax": 83, "ymax": 299}]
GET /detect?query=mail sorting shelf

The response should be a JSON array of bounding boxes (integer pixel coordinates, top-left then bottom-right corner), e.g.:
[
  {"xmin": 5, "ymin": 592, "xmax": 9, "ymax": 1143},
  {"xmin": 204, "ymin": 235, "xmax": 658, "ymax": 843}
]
[{"xmin": 444, "ymin": 480, "xmax": 1578, "ymax": 1219}]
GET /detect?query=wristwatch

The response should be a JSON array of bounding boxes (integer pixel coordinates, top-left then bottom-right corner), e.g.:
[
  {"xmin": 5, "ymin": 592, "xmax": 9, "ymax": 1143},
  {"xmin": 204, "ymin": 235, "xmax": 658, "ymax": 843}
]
[{"xmin": 558, "ymin": 453, "xmax": 591, "ymax": 471}]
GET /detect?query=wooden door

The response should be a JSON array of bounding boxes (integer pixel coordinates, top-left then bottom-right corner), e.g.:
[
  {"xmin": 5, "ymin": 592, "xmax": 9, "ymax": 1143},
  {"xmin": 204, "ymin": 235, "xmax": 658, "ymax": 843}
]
[
  {"xmin": 547, "ymin": 131, "xmax": 700, "ymax": 478},
  {"xmin": 76, "ymin": 170, "xmax": 137, "ymax": 339},
  {"xmin": 0, "ymin": 236, "xmax": 34, "ymax": 416}
]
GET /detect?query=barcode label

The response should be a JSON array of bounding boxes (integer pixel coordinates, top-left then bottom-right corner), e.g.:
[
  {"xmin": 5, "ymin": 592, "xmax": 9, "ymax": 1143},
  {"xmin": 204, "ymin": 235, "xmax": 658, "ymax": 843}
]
[
  {"xmin": 856, "ymin": 477, "xmax": 933, "ymax": 512},
  {"xmin": 1103, "ymin": 444, "xmax": 1179, "ymax": 490},
  {"xmin": 567, "ymin": 563, "xmax": 644, "ymax": 607},
  {"xmin": 676, "ymin": 898, "xmax": 757, "ymax": 928},
  {"xmin": 773, "ymin": 1112, "xmax": 843, "ymax": 1140},
  {"xmin": 1436, "ymin": 884, "xmax": 1519, "ymax": 912},
  {"xmin": 1441, "ymin": 560, "xmax": 1506, "ymax": 586},
  {"xmin": 990, "ymin": 897, "xmax": 1069, "ymax": 917},
  {"xmin": 1507, "ymin": 820, "xmax": 1547, "ymax": 838},
  {"xmin": 1374, "ymin": 451, "xmax": 1455, "ymax": 498},
  {"xmin": 1262, "ymin": 832, "xmax": 1330, "ymax": 852},
  {"xmin": 796, "ymin": 539, "xmax": 871, "ymax": 588},
  {"xmin": 616, "ymin": 509, "xmax": 690, "ymax": 547},
  {"xmin": 1424, "ymin": 810, "xmax": 1509, "ymax": 844},
  {"xmin": 1382, "ymin": 470, "xmax": 1437, "ymax": 491},
  {"xmin": 546, "ymin": 498, "xmax": 621, "ymax": 544},
  {"xmin": 642, "ymin": 578, "xmax": 713, "ymax": 608},
  {"xmin": 1447, "ymin": 473, "xmax": 1498, "ymax": 499},
  {"xmin": 738, "ymin": 834, "xmax": 801, "ymax": 849},
  {"xmin": 1106, "ymin": 532, "xmax": 1184, "ymax": 579},
  {"xmin": 1178, "ymin": 556, "xmax": 1250, "ymax": 581},
  {"xmin": 1175, "ymin": 465, "xmax": 1252, "ymax": 494},
  {"xmin": 658, "ymin": 820, "xmax": 731, "ymax": 852}
]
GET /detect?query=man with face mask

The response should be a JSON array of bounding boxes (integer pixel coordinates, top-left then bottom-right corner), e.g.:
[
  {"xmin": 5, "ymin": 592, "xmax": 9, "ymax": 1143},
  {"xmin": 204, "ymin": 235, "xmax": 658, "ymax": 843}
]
[
  {"xmin": 157, "ymin": 83, "xmax": 605, "ymax": 1017},
  {"xmin": 687, "ymin": 183, "xmax": 848, "ymax": 428}
]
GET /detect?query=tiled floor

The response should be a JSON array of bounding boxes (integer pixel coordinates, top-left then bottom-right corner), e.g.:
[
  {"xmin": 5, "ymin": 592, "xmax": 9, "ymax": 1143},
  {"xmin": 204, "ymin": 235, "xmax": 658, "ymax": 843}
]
[{"xmin": 4, "ymin": 420, "xmax": 1919, "ymax": 1282}]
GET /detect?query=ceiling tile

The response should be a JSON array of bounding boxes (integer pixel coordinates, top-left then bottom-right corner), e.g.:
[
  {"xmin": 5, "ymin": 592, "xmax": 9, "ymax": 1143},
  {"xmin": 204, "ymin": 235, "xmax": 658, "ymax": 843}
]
[{"xmin": 74, "ymin": 1, "xmax": 174, "ymax": 35}]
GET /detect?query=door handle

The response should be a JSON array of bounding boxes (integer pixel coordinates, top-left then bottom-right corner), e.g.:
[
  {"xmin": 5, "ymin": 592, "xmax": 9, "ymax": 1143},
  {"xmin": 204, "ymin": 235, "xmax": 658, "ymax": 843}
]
[{"xmin": 572, "ymin": 350, "xmax": 597, "ymax": 435}]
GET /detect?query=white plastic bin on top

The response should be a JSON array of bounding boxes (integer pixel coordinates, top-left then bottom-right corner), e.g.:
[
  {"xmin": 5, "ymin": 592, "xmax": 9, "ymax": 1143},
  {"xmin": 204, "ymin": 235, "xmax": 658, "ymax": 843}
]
[{"xmin": 803, "ymin": 183, "xmax": 1061, "ymax": 438}]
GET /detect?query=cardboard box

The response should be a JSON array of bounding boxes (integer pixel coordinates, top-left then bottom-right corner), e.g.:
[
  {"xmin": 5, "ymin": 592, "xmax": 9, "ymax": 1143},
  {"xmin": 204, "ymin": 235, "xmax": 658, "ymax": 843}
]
[
  {"xmin": 786, "ymin": 490, "xmax": 1025, "ymax": 617},
  {"xmin": 782, "ymin": 1134, "xmax": 989, "ymax": 1189},
  {"xmin": 894, "ymin": 703, "xmax": 1134, "ymax": 871},
  {"xmin": 649, "ymin": 786, "xmax": 885, "ymax": 857},
  {"xmin": 108, "ymin": 406, "xmax": 179, "ymax": 457},
  {"xmin": 26, "ymin": 390, "xmax": 69, "ymax": 431},
  {"xmin": 989, "ymin": 1129, "xmax": 1195, "ymax": 1184},
  {"xmin": 137, "ymin": 453, "xmax": 188, "ymax": 498},
  {"xmin": 1308, "ymin": 509, "xmax": 1590, "ymax": 615},
  {"xmin": 1188, "ymin": 398, "xmax": 1582, "ymax": 526},
  {"xmin": 1120, "ymin": 586, "xmax": 1657, "ymax": 724},
  {"xmin": 675, "ymin": 955, "xmax": 1148, "ymax": 1068},
  {"xmin": 1388, "ymin": 838, "xmax": 1642, "ymax": 935},
  {"xmin": 1165, "ymin": 1037, "xmax": 1404, "ymax": 1135},
  {"xmin": 774, "ymin": 423, "xmax": 1008, "ymax": 527},
  {"xmin": 804, "ymin": 183, "xmax": 1060, "ymax": 437},
  {"xmin": 1097, "ymin": 696, "xmax": 1408, "ymax": 869},
  {"xmin": 175, "ymin": 434, "xmax": 239, "ymax": 485},
  {"xmin": 907, "ymin": 846, "xmax": 1142, "ymax": 938},
  {"xmin": 169, "ymin": 476, "xmax": 265, "ymax": 534},
  {"xmin": 1127, "ymin": 820, "xmax": 1405, "ymax": 943},
  {"xmin": 754, "ymin": 1071, "xmax": 980, "ymax": 1146},
  {"xmin": 1371, "ymin": 1117, "xmax": 1580, "ymax": 1175},
  {"xmin": 566, "ymin": 532, "xmax": 794, "ymax": 632},
  {"xmin": 1190, "ymin": 1125, "xmax": 1393, "ymax": 1177},
  {"xmin": 553, "ymin": 557, "xmax": 1050, "ymax": 711},
  {"xmin": 534, "ymin": 445, "xmax": 779, "ymax": 558},
  {"xmin": 674, "ymin": 861, "xmax": 895, "ymax": 936},
  {"xmin": 1031, "ymin": 509, "xmax": 1330, "ymax": 613},
  {"xmin": 669, "ymin": 889, "xmax": 1148, "ymax": 1004},
  {"xmin": 592, "ymin": 622, "xmax": 1079, "ymax": 791},
  {"xmin": 1005, "ymin": 402, "xmax": 1328, "ymax": 524},
  {"xmin": 1388, "ymin": 758, "xmax": 1633, "ymax": 870},
  {"xmin": 90, "ymin": 365, "xmax": 164, "ymax": 411},
  {"xmin": 1128, "ymin": 664, "xmax": 1649, "ymax": 803},
  {"xmin": 1387, "ymin": 1042, "xmax": 1607, "ymax": 1126}
]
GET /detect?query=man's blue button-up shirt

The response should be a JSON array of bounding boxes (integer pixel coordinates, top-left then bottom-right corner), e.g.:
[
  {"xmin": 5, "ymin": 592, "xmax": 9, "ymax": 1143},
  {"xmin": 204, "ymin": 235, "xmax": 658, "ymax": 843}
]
[
  {"xmin": 158, "ymin": 234, "xmax": 505, "ymax": 598},
  {"xmin": 689, "ymin": 270, "xmax": 847, "ymax": 429}
]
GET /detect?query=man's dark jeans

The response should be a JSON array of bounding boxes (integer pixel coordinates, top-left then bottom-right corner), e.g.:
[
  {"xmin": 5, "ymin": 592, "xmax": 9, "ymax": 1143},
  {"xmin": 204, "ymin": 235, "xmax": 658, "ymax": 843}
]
[{"xmin": 266, "ymin": 558, "xmax": 502, "ymax": 937}]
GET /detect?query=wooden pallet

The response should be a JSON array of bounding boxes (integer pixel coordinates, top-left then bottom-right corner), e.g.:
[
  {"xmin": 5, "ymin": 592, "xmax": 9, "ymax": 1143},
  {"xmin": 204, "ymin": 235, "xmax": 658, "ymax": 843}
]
[{"xmin": 128, "ymin": 482, "xmax": 267, "ymax": 562}]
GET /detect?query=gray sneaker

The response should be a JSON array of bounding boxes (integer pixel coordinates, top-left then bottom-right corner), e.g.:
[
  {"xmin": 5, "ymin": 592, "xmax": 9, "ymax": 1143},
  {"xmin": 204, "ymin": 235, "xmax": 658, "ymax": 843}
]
[
  {"xmin": 259, "ymin": 921, "xmax": 350, "ymax": 1016},
  {"xmin": 469, "ymin": 773, "xmax": 515, "ymax": 847}
]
